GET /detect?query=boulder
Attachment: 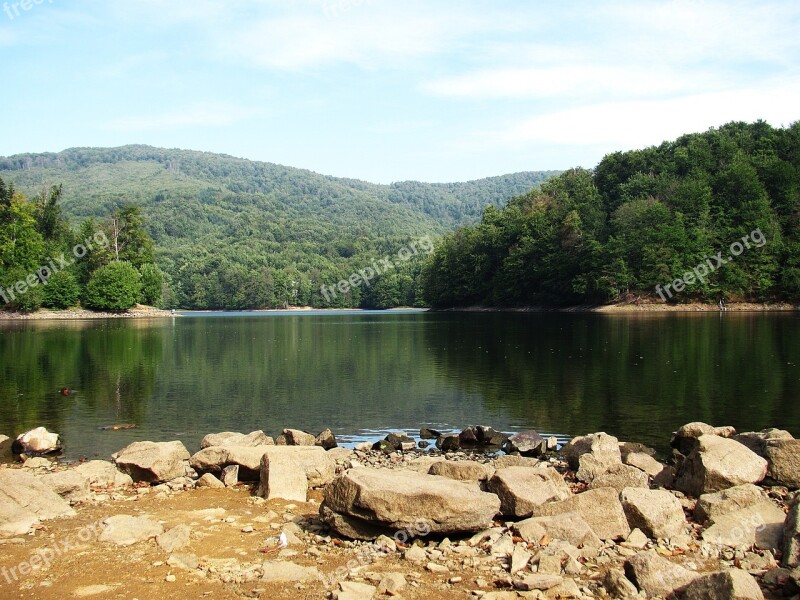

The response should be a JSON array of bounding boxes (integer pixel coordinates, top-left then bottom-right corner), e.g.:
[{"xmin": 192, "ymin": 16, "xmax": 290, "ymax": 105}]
[
  {"xmin": 0, "ymin": 469, "xmax": 76, "ymax": 537},
  {"xmin": 436, "ymin": 434, "xmax": 460, "ymax": 451},
  {"xmin": 374, "ymin": 432, "xmax": 415, "ymax": 453},
  {"xmin": 674, "ymin": 435, "xmax": 767, "ymax": 497},
  {"xmin": 257, "ymin": 445, "xmax": 336, "ymax": 501},
  {"xmin": 513, "ymin": 512, "xmax": 602, "ymax": 550},
  {"xmin": 157, "ymin": 524, "xmax": 192, "ymax": 553},
  {"xmin": 695, "ymin": 484, "xmax": 766, "ymax": 524},
  {"xmin": 475, "ymin": 426, "xmax": 508, "ymax": 447},
  {"xmin": 604, "ymin": 569, "xmax": 639, "ymax": 599},
  {"xmin": 195, "ymin": 473, "xmax": 225, "ymax": 489},
  {"xmin": 762, "ymin": 438, "xmax": 800, "ymax": 489},
  {"xmin": 458, "ymin": 426, "xmax": 479, "ymax": 446},
  {"xmin": 72, "ymin": 460, "xmax": 133, "ymax": 488},
  {"xmin": 277, "ymin": 429, "xmax": 316, "ymax": 446},
  {"xmin": 701, "ymin": 501, "xmax": 785, "ymax": 551},
  {"xmin": 419, "ymin": 427, "xmax": 441, "ymax": 439},
  {"xmin": 502, "ymin": 430, "xmax": 547, "ymax": 456},
  {"xmin": 99, "ymin": 515, "xmax": 164, "ymax": 546},
  {"xmin": 487, "ymin": 466, "xmax": 571, "ymax": 518},
  {"xmin": 671, "ymin": 422, "xmax": 736, "ymax": 456},
  {"xmin": 11, "ymin": 426, "xmax": 61, "ymax": 455},
  {"xmin": 620, "ymin": 488, "xmax": 686, "ymax": 539},
  {"xmin": 40, "ymin": 470, "xmax": 91, "ymax": 503},
  {"xmin": 428, "ymin": 461, "xmax": 495, "ymax": 481},
  {"xmin": 561, "ymin": 432, "xmax": 622, "ymax": 483},
  {"xmin": 734, "ymin": 428, "xmax": 793, "ymax": 455},
  {"xmin": 113, "ymin": 441, "xmax": 190, "ymax": 484},
  {"xmin": 587, "ymin": 464, "xmax": 649, "ymax": 492},
  {"xmin": 624, "ymin": 550, "xmax": 699, "ymax": 597},
  {"xmin": 218, "ymin": 464, "xmax": 237, "ymax": 487},
  {"xmin": 0, "ymin": 434, "xmax": 11, "ymax": 457},
  {"xmin": 530, "ymin": 487, "xmax": 631, "ymax": 541},
  {"xmin": 314, "ymin": 428, "xmax": 337, "ymax": 450},
  {"xmin": 784, "ymin": 493, "xmax": 800, "ymax": 568},
  {"xmin": 624, "ymin": 451, "xmax": 667, "ymax": 477},
  {"xmin": 320, "ymin": 468, "xmax": 501, "ymax": 540},
  {"xmin": 200, "ymin": 430, "xmax": 273, "ymax": 449},
  {"xmin": 619, "ymin": 441, "xmax": 657, "ymax": 460},
  {"xmin": 674, "ymin": 569, "xmax": 764, "ymax": 600},
  {"xmin": 190, "ymin": 445, "xmax": 271, "ymax": 478}
]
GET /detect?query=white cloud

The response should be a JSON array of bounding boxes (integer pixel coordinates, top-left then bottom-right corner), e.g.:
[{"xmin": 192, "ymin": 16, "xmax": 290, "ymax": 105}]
[{"xmin": 496, "ymin": 81, "xmax": 800, "ymax": 150}]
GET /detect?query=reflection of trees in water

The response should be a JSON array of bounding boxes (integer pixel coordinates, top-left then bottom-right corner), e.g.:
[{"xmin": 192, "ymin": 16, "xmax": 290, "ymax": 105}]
[
  {"xmin": 0, "ymin": 320, "xmax": 163, "ymax": 435},
  {"xmin": 424, "ymin": 313, "xmax": 800, "ymax": 451}
]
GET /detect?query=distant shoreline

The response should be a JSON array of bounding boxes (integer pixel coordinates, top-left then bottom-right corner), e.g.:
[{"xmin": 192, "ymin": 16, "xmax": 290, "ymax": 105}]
[
  {"xmin": 436, "ymin": 301, "xmax": 800, "ymax": 313},
  {"xmin": 3, "ymin": 302, "xmax": 797, "ymax": 320}
]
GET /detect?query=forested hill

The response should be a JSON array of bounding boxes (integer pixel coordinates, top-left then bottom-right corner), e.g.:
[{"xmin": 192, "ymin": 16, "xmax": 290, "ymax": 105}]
[
  {"xmin": 423, "ymin": 121, "xmax": 800, "ymax": 307},
  {"xmin": 0, "ymin": 146, "xmax": 557, "ymax": 309}
]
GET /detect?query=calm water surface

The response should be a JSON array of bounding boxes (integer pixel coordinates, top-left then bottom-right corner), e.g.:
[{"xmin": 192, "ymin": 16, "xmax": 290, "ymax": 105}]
[{"xmin": 1, "ymin": 311, "xmax": 799, "ymax": 460}]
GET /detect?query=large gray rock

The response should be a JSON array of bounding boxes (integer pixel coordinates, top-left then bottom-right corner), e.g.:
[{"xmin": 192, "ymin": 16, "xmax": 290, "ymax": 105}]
[
  {"xmin": 428, "ymin": 461, "xmax": 495, "ymax": 481},
  {"xmin": 701, "ymin": 501, "xmax": 785, "ymax": 552},
  {"xmin": 529, "ymin": 487, "xmax": 631, "ymax": 541},
  {"xmin": 624, "ymin": 550, "xmax": 699, "ymax": 597},
  {"xmin": 587, "ymin": 464, "xmax": 649, "ymax": 492},
  {"xmin": 73, "ymin": 460, "xmax": 133, "ymax": 488},
  {"xmin": 276, "ymin": 429, "xmax": 316, "ymax": 446},
  {"xmin": 734, "ymin": 428, "xmax": 793, "ymax": 455},
  {"xmin": 502, "ymin": 430, "xmax": 547, "ymax": 456},
  {"xmin": 199, "ymin": 430, "xmax": 273, "ymax": 449},
  {"xmin": 257, "ymin": 445, "xmax": 336, "ymax": 501},
  {"xmin": 99, "ymin": 515, "xmax": 164, "ymax": 546},
  {"xmin": 40, "ymin": 470, "xmax": 91, "ymax": 503},
  {"xmin": 671, "ymin": 422, "xmax": 736, "ymax": 456},
  {"xmin": 674, "ymin": 435, "xmax": 767, "ymax": 497},
  {"xmin": 190, "ymin": 446, "xmax": 273, "ymax": 479},
  {"xmin": 320, "ymin": 468, "xmax": 501, "ymax": 540},
  {"xmin": 784, "ymin": 493, "xmax": 800, "ymax": 568},
  {"xmin": 695, "ymin": 484, "xmax": 766, "ymax": 524},
  {"xmin": 561, "ymin": 432, "xmax": 622, "ymax": 483},
  {"xmin": 762, "ymin": 438, "xmax": 800, "ymax": 489},
  {"xmin": 261, "ymin": 560, "xmax": 321, "ymax": 582},
  {"xmin": 620, "ymin": 488, "xmax": 686, "ymax": 539},
  {"xmin": 12, "ymin": 426, "xmax": 61, "ymax": 455},
  {"xmin": 513, "ymin": 512, "xmax": 602, "ymax": 550},
  {"xmin": 674, "ymin": 569, "xmax": 764, "ymax": 599},
  {"xmin": 157, "ymin": 524, "xmax": 192, "ymax": 553},
  {"xmin": 0, "ymin": 469, "xmax": 76, "ymax": 537},
  {"xmin": 113, "ymin": 441, "xmax": 190, "ymax": 484},
  {"xmin": 487, "ymin": 466, "xmax": 571, "ymax": 518}
]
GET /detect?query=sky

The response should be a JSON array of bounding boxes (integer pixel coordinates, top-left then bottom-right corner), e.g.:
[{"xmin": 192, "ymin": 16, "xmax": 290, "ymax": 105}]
[{"xmin": 1, "ymin": 0, "xmax": 799, "ymax": 183}]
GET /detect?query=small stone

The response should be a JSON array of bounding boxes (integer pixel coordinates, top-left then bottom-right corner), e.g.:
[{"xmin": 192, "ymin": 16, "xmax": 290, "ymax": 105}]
[
  {"xmin": 165, "ymin": 574, "xmax": 176, "ymax": 583},
  {"xmin": 426, "ymin": 562, "xmax": 449, "ymax": 573}
]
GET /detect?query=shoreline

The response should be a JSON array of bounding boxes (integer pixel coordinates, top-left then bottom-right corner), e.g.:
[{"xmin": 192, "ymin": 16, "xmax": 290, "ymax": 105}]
[
  {"xmin": 437, "ymin": 301, "xmax": 800, "ymax": 313},
  {"xmin": 3, "ymin": 302, "xmax": 798, "ymax": 321},
  {"xmin": 0, "ymin": 305, "xmax": 176, "ymax": 320}
]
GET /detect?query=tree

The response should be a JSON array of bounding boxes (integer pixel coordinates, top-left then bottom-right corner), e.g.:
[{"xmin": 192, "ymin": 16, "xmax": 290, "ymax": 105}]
[
  {"xmin": 107, "ymin": 206, "xmax": 155, "ymax": 268},
  {"xmin": 41, "ymin": 270, "xmax": 80, "ymax": 309},
  {"xmin": 138, "ymin": 263, "xmax": 163, "ymax": 307},
  {"xmin": 84, "ymin": 261, "xmax": 142, "ymax": 310}
]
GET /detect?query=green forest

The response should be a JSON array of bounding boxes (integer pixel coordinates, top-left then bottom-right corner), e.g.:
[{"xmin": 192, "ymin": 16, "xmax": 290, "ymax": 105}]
[
  {"xmin": 423, "ymin": 121, "xmax": 800, "ymax": 307},
  {"xmin": 0, "ymin": 146, "xmax": 555, "ymax": 311}
]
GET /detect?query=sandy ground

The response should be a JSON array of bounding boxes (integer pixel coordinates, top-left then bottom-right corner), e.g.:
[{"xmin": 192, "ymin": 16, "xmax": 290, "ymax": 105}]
[{"xmin": 0, "ymin": 485, "xmax": 486, "ymax": 600}]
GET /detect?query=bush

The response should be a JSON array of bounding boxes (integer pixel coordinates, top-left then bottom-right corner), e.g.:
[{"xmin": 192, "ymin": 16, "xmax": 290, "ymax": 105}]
[
  {"xmin": 84, "ymin": 261, "xmax": 142, "ymax": 310},
  {"xmin": 41, "ymin": 270, "xmax": 80, "ymax": 309},
  {"xmin": 138, "ymin": 263, "xmax": 163, "ymax": 307},
  {"xmin": 0, "ymin": 268, "xmax": 43, "ymax": 313}
]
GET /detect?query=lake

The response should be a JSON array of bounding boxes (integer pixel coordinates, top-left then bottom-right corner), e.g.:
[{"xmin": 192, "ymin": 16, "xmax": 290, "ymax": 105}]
[{"xmin": 1, "ymin": 310, "xmax": 799, "ymax": 460}]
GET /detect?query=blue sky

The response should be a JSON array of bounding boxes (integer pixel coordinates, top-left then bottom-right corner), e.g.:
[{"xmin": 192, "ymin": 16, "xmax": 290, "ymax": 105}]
[{"xmin": 1, "ymin": 0, "xmax": 799, "ymax": 183}]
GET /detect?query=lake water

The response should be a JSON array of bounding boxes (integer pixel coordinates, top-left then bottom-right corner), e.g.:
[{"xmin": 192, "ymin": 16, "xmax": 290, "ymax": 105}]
[{"xmin": 1, "ymin": 311, "xmax": 799, "ymax": 460}]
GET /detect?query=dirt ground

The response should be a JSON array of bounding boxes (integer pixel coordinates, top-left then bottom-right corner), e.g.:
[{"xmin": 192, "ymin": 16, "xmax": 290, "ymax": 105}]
[{"xmin": 0, "ymin": 485, "xmax": 488, "ymax": 600}]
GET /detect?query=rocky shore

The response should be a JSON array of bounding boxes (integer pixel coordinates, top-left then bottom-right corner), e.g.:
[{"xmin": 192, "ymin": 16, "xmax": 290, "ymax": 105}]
[
  {"xmin": 1, "ymin": 424, "xmax": 800, "ymax": 599},
  {"xmin": 0, "ymin": 304, "xmax": 175, "ymax": 320}
]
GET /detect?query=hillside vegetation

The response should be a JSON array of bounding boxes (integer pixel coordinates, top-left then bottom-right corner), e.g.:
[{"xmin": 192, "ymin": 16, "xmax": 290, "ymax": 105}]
[
  {"xmin": 423, "ymin": 121, "xmax": 800, "ymax": 307},
  {"xmin": 0, "ymin": 146, "xmax": 556, "ymax": 309}
]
